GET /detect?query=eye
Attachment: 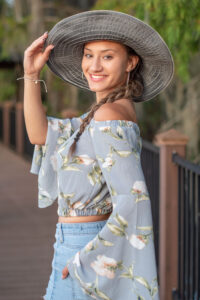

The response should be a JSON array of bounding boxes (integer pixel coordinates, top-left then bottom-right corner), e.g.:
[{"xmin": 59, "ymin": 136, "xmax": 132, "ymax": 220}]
[
  {"xmin": 104, "ymin": 55, "xmax": 113, "ymax": 60},
  {"xmin": 84, "ymin": 54, "xmax": 92, "ymax": 58}
]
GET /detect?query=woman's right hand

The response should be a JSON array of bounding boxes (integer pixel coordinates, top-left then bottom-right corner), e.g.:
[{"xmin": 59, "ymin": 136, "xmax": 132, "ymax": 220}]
[{"xmin": 23, "ymin": 31, "xmax": 54, "ymax": 77}]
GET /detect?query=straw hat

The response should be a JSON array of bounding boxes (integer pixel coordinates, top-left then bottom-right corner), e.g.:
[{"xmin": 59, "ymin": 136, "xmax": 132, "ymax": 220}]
[{"xmin": 45, "ymin": 10, "xmax": 174, "ymax": 102}]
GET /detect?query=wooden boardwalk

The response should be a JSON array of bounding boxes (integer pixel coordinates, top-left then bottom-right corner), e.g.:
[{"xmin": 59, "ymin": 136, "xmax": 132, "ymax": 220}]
[{"xmin": 0, "ymin": 142, "xmax": 58, "ymax": 300}]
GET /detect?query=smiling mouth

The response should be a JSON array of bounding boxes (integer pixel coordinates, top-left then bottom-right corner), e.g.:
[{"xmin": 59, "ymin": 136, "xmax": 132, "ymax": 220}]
[{"xmin": 89, "ymin": 74, "xmax": 107, "ymax": 81}]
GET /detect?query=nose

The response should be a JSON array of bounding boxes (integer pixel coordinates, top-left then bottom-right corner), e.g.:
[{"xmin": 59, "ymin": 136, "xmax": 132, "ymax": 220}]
[{"xmin": 89, "ymin": 57, "xmax": 103, "ymax": 72}]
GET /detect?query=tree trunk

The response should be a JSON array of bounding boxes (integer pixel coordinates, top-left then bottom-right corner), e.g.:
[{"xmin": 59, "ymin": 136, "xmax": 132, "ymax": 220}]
[{"xmin": 28, "ymin": 0, "xmax": 44, "ymax": 41}]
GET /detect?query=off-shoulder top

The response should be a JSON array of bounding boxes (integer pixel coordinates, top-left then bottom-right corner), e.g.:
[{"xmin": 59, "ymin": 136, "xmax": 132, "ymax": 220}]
[{"xmin": 30, "ymin": 111, "xmax": 160, "ymax": 299}]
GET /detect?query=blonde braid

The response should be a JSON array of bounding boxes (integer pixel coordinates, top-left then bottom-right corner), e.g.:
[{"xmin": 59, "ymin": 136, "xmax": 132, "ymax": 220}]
[{"xmin": 67, "ymin": 45, "xmax": 144, "ymax": 160}]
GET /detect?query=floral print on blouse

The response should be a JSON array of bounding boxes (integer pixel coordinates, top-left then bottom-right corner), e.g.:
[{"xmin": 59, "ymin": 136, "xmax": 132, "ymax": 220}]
[{"xmin": 30, "ymin": 111, "xmax": 160, "ymax": 300}]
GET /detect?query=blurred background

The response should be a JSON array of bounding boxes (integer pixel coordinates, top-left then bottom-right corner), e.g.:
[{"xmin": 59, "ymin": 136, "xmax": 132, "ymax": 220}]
[{"xmin": 0, "ymin": 1, "xmax": 199, "ymax": 300}]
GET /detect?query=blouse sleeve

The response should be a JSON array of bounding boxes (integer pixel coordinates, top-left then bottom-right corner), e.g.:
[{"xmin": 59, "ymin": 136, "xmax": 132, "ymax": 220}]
[
  {"xmin": 30, "ymin": 116, "xmax": 74, "ymax": 208},
  {"xmin": 66, "ymin": 120, "xmax": 160, "ymax": 300}
]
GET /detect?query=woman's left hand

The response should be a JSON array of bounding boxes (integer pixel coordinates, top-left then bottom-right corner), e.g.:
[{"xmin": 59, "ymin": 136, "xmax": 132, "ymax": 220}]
[{"xmin": 62, "ymin": 265, "xmax": 69, "ymax": 279}]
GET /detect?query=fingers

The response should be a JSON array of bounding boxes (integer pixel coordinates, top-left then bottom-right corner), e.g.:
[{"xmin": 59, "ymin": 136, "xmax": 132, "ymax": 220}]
[
  {"xmin": 43, "ymin": 44, "xmax": 55, "ymax": 61},
  {"xmin": 32, "ymin": 32, "xmax": 48, "ymax": 48},
  {"xmin": 62, "ymin": 265, "xmax": 69, "ymax": 279},
  {"xmin": 25, "ymin": 32, "xmax": 52, "ymax": 55}
]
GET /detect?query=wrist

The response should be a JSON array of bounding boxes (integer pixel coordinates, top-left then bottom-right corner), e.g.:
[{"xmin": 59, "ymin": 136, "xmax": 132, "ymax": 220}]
[{"xmin": 24, "ymin": 72, "xmax": 40, "ymax": 80}]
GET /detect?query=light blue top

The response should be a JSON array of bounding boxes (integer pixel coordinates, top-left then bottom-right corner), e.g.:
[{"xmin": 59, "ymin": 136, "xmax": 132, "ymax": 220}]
[{"xmin": 30, "ymin": 111, "xmax": 160, "ymax": 299}]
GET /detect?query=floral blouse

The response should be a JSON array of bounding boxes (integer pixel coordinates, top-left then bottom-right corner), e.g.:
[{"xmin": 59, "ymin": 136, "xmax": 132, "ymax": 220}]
[{"xmin": 30, "ymin": 111, "xmax": 160, "ymax": 299}]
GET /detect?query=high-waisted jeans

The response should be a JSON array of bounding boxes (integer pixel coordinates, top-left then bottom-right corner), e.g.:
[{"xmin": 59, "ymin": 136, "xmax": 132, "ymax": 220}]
[{"xmin": 43, "ymin": 219, "xmax": 107, "ymax": 300}]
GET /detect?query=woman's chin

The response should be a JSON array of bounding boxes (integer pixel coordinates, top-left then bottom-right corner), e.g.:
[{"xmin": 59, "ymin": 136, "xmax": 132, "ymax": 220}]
[
  {"xmin": 88, "ymin": 82, "xmax": 113, "ymax": 92},
  {"xmin": 88, "ymin": 85, "xmax": 106, "ymax": 92}
]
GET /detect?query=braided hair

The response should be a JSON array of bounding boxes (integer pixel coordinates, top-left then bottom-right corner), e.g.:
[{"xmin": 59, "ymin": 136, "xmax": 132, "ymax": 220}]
[{"xmin": 67, "ymin": 44, "xmax": 144, "ymax": 160}]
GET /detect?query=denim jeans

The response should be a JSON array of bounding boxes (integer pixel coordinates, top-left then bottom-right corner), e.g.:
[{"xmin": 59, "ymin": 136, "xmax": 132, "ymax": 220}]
[{"xmin": 43, "ymin": 220, "xmax": 107, "ymax": 300}]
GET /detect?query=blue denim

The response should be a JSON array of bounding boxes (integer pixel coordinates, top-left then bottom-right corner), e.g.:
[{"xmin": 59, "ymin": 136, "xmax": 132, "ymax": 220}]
[{"xmin": 43, "ymin": 220, "xmax": 107, "ymax": 300}]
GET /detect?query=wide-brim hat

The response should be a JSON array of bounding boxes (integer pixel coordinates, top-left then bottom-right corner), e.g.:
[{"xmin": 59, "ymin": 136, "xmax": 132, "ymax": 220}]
[{"xmin": 44, "ymin": 10, "xmax": 174, "ymax": 102}]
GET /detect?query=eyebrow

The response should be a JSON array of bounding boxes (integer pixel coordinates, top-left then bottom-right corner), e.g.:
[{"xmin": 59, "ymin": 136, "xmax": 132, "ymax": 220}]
[{"xmin": 84, "ymin": 47, "xmax": 117, "ymax": 53}]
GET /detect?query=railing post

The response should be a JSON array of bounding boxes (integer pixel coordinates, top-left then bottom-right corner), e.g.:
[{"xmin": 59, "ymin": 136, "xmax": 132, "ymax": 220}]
[
  {"xmin": 154, "ymin": 128, "xmax": 189, "ymax": 300},
  {"xmin": 16, "ymin": 101, "xmax": 24, "ymax": 155},
  {"xmin": 3, "ymin": 100, "xmax": 14, "ymax": 146},
  {"xmin": 60, "ymin": 108, "xmax": 79, "ymax": 118}
]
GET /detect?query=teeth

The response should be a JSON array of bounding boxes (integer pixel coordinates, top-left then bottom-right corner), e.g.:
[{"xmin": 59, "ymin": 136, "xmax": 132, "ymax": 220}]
[{"xmin": 91, "ymin": 75, "xmax": 105, "ymax": 78}]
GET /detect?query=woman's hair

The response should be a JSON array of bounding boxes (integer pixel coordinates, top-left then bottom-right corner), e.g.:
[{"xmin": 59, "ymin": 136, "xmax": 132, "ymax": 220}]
[{"xmin": 67, "ymin": 44, "xmax": 144, "ymax": 160}]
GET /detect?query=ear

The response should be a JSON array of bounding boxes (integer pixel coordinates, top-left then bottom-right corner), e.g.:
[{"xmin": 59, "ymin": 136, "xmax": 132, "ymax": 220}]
[{"xmin": 126, "ymin": 55, "xmax": 139, "ymax": 72}]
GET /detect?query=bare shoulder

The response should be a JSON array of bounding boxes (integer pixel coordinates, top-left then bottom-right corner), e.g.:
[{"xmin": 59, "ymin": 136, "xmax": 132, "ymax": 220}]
[{"xmin": 93, "ymin": 99, "xmax": 137, "ymax": 123}]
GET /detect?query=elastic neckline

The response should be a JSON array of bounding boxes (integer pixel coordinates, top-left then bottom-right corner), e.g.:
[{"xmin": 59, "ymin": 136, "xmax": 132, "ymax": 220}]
[
  {"xmin": 79, "ymin": 111, "xmax": 141, "ymax": 135},
  {"xmin": 90, "ymin": 117, "xmax": 140, "ymax": 133}
]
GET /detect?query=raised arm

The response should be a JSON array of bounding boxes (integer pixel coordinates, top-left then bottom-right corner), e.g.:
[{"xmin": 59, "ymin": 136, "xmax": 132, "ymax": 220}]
[{"xmin": 23, "ymin": 32, "xmax": 54, "ymax": 145}]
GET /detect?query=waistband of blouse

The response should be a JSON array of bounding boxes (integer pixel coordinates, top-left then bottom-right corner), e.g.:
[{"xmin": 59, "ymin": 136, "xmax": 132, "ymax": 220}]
[{"xmin": 57, "ymin": 207, "xmax": 113, "ymax": 218}]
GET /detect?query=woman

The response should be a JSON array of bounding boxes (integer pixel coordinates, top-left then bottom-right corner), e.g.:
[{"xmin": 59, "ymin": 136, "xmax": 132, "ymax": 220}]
[{"xmin": 22, "ymin": 10, "xmax": 174, "ymax": 300}]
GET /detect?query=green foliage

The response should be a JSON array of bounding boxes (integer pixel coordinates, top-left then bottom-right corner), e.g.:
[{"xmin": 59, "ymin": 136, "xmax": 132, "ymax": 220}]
[
  {"xmin": 0, "ymin": 15, "xmax": 30, "ymax": 61},
  {"xmin": 0, "ymin": 69, "xmax": 16, "ymax": 102},
  {"xmin": 93, "ymin": 0, "xmax": 200, "ymax": 83}
]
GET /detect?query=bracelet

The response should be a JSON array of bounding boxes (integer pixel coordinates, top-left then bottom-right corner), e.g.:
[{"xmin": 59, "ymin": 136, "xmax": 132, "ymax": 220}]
[{"xmin": 16, "ymin": 76, "xmax": 48, "ymax": 93}]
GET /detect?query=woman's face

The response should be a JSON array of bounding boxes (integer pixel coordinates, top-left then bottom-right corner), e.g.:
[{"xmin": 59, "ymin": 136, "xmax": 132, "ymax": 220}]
[{"xmin": 81, "ymin": 40, "xmax": 139, "ymax": 101}]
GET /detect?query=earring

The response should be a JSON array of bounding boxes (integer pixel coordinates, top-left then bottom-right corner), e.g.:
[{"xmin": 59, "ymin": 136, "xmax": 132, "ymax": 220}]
[
  {"xmin": 82, "ymin": 71, "xmax": 84, "ymax": 79},
  {"xmin": 126, "ymin": 72, "xmax": 130, "ymax": 87}
]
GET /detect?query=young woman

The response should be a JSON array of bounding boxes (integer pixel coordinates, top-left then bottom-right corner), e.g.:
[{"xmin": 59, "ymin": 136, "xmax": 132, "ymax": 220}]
[{"xmin": 23, "ymin": 10, "xmax": 174, "ymax": 300}]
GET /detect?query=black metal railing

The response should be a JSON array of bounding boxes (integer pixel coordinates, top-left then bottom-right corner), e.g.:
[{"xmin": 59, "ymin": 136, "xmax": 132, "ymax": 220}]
[
  {"xmin": 172, "ymin": 152, "xmax": 200, "ymax": 300},
  {"xmin": 141, "ymin": 139, "xmax": 160, "ymax": 277},
  {"xmin": 0, "ymin": 105, "xmax": 3, "ymax": 140}
]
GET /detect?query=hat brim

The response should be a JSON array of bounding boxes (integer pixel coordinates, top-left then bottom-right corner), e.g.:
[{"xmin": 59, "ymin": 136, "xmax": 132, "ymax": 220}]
[{"xmin": 45, "ymin": 10, "xmax": 174, "ymax": 102}]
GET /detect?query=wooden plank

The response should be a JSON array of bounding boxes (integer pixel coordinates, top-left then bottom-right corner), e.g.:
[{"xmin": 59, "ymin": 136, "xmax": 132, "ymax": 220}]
[{"xmin": 0, "ymin": 142, "xmax": 58, "ymax": 300}]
